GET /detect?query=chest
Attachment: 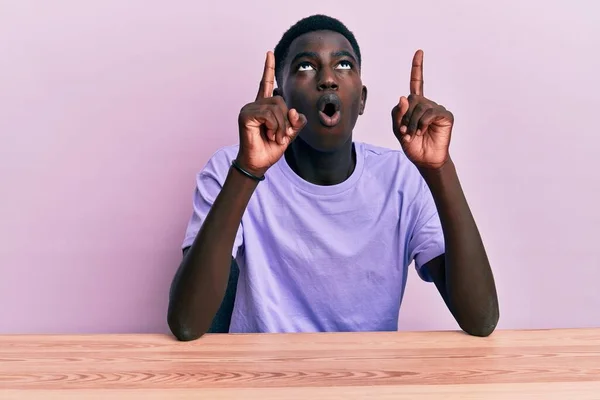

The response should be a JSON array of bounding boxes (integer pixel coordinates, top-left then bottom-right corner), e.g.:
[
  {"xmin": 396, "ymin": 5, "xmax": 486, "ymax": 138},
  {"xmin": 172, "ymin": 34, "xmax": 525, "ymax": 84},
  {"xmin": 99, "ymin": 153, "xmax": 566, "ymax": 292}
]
[{"xmin": 244, "ymin": 185, "xmax": 406, "ymax": 265}]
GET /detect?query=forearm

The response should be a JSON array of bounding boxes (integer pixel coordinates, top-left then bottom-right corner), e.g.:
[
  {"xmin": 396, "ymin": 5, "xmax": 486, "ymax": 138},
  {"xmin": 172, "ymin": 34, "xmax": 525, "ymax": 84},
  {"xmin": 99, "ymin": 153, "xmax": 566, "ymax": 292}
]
[
  {"xmin": 420, "ymin": 159, "xmax": 499, "ymax": 336},
  {"xmin": 167, "ymin": 166, "xmax": 259, "ymax": 340}
]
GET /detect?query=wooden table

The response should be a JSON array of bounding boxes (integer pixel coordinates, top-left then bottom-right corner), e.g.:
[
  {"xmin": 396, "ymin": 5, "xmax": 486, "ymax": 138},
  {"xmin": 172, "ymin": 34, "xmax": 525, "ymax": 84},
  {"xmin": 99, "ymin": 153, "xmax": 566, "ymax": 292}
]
[{"xmin": 1, "ymin": 329, "xmax": 599, "ymax": 399}]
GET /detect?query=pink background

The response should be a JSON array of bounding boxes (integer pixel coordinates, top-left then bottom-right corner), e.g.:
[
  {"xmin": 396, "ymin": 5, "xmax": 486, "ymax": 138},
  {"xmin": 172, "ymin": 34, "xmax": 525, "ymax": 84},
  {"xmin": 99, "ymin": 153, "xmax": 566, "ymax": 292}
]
[{"xmin": 1, "ymin": 1, "xmax": 599, "ymax": 334}]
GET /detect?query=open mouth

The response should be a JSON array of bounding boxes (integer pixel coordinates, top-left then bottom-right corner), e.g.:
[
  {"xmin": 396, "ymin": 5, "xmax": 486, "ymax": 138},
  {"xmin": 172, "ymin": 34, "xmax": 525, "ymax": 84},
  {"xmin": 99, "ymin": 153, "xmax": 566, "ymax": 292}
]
[
  {"xmin": 317, "ymin": 94, "xmax": 342, "ymax": 127},
  {"xmin": 322, "ymin": 103, "xmax": 337, "ymax": 117}
]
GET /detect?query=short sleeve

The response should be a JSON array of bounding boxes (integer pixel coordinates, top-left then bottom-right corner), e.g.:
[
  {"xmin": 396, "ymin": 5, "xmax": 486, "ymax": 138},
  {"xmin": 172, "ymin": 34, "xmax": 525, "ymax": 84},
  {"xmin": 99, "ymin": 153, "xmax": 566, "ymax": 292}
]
[
  {"xmin": 407, "ymin": 180, "xmax": 445, "ymax": 282},
  {"xmin": 181, "ymin": 147, "xmax": 243, "ymax": 259}
]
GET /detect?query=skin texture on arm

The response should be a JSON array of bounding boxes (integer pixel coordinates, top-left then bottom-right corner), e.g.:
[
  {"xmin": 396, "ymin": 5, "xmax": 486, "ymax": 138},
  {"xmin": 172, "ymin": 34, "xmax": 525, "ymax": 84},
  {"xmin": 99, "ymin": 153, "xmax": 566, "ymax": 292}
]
[
  {"xmin": 421, "ymin": 161, "xmax": 499, "ymax": 337},
  {"xmin": 180, "ymin": 249, "xmax": 240, "ymax": 334},
  {"xmin": 392, "ymin": 50, "xmax": 499, "ymax": 336}
]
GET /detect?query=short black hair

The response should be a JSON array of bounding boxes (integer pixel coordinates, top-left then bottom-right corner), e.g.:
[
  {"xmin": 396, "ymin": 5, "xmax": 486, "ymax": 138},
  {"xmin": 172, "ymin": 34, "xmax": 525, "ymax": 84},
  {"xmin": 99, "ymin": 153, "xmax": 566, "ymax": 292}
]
[{"xmin": 274, "ymin": 14, "xmax": 362, "ymax": 86}]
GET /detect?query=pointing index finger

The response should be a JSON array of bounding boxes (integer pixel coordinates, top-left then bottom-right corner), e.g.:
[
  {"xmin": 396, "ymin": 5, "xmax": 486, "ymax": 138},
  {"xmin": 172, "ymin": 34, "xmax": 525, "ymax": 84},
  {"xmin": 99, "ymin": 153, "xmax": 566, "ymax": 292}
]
[
  {"xmin": 256, "ymin": 51, "xmax": 275, "ymax": 100},
  {"xmin": 410, "ymin": 49, "xmax": 424, "ymax": 96}
]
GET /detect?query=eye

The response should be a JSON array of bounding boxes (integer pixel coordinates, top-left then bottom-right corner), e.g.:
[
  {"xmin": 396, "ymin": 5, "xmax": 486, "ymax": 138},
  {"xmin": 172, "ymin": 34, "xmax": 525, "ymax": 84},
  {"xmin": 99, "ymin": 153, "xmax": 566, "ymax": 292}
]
[
  {"xmin": 297, "ymin": 62, "xmax": 315, "ymax": 72},
  {"xmin": 336, "ymin": 61, "xmax": 353, "ymax": 70}
]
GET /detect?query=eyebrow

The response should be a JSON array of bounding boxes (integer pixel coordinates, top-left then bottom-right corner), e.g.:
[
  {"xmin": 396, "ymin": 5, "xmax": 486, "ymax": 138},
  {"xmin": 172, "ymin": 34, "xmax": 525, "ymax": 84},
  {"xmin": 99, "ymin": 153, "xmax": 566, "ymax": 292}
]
[{"xmin": 290, "ymin": 50, "xmax": 358, "ymax": 65}]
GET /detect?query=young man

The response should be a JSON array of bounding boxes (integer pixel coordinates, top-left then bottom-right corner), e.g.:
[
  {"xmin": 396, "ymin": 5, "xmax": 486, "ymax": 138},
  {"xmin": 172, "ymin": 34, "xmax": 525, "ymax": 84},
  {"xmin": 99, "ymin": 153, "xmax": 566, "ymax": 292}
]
[{"xmin": 168, "ymin": 15, "xmax": 499, "ymax": 340}]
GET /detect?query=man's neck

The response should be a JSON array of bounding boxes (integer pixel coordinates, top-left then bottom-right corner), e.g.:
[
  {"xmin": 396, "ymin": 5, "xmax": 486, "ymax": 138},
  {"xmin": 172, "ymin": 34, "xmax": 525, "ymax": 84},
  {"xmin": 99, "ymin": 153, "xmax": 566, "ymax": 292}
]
[{"xmin": 285, "ymin": 137, "xmax": 356, "ymax": 186}]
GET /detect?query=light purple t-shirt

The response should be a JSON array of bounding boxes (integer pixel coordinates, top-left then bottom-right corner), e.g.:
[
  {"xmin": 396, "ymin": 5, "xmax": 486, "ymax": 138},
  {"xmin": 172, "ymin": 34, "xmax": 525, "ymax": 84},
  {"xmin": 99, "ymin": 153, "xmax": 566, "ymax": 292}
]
[{"xmin": 182, "ymin": 141, "xmax": 444, "ymax": 333}]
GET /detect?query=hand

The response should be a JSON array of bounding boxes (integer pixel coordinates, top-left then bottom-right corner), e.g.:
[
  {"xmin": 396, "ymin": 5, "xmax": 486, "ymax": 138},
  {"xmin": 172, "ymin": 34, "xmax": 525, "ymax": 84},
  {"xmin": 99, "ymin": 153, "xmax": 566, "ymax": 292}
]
[
  {"xmin": 236, "ymin": 51, "xmax": 307, "ymax": 177},
  {"xmin": 391, "ymin": 50, "xmax": 454, "ymax": 170}
]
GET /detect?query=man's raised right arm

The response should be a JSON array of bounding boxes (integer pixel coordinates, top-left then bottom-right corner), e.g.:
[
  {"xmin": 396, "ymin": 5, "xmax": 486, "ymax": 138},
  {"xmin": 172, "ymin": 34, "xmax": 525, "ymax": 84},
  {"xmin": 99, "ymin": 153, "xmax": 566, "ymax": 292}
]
[
  {"xmin": 167, "ymin": 51, "xmax": 306, "ymax": 341},
  {"xmin": 167, "ymin": 168, "xmax": 259, "ymax": 341}
]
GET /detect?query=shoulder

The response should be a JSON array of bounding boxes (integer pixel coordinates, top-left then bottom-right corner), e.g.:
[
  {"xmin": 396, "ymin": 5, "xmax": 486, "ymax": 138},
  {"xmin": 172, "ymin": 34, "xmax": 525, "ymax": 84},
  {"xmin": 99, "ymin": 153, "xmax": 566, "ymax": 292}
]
[
  {"xmin": 196, "ymin": 144, "xmax": 240, "ymax": 181},
  {"xmin": 357, "ymin": 141, "xmax": 431, "ymax": 208},
  {"xmin": 357, "ymin": 142, "xmax": 438, "ymax": 226},
  {"xmin": 359, "ymin": 141, "xmax": 401, "ymax": 158},
  {"xmin": 357, "ymin": 141, "xmax": 421, "ymax": 181},
  {"xmin": 202, "ymin": 144, "xmax": 240, "ymax": 171}
]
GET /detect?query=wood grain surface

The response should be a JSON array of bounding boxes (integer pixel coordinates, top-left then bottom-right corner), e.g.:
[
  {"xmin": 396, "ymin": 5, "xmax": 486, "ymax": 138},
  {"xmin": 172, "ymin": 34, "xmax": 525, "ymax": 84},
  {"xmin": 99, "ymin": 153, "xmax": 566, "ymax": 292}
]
[{"xmin": 1, "ymin": 329, "xmax": 599, "ymax": 399}]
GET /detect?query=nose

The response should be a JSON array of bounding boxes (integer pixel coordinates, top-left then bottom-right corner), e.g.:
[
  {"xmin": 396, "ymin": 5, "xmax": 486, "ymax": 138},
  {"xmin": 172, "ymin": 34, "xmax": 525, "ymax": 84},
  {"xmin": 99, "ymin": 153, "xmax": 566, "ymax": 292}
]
[{"xmin": 317, "ymin": 68, "xmax": 339, "ymax": 91}]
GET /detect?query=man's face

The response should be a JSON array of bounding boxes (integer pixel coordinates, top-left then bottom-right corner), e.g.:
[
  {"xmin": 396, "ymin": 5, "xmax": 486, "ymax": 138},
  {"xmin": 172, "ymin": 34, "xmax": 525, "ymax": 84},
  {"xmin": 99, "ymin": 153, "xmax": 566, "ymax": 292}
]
[{"xmin": 278, "ymin": 30, "xmax": 367, "ymax": 152}]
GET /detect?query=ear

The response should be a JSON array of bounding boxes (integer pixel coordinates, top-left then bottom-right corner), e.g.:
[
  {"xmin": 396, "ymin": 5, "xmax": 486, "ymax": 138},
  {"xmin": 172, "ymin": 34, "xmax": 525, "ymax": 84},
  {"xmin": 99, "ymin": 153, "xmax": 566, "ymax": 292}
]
[{"xmin": 359, "ymin": 85, "xmax": 368, "ymax": 115}]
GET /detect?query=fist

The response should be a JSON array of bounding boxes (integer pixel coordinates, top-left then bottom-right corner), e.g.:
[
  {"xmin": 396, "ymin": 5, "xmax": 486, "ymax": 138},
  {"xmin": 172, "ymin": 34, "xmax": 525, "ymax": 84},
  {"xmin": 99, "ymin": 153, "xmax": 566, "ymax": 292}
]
[
  {"xmin": 391, "ymin": 50, "xmax": 454, "ymax": 170},
  {"xmin": 237, "ymin": 51, "xmax": 307, "ymax": 177}
]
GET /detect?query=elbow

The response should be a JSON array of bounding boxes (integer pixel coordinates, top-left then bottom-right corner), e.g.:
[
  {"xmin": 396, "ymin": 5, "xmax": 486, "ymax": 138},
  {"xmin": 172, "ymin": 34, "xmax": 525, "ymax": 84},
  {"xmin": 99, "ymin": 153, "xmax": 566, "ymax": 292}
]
[
  {"xmin": 460, "ymin": 309, "xmax": 499, "ymax": 338},
  {"xmin": 167, "ymin": 310, "xmax": 206, "ymax": 342},
  {"xmin": 170, "ymin": 325, "xmax": 204, "ymax": 342},
  {"xmin": 462, "ymin": 321, "xmax": 497, "ymax": 337}
]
